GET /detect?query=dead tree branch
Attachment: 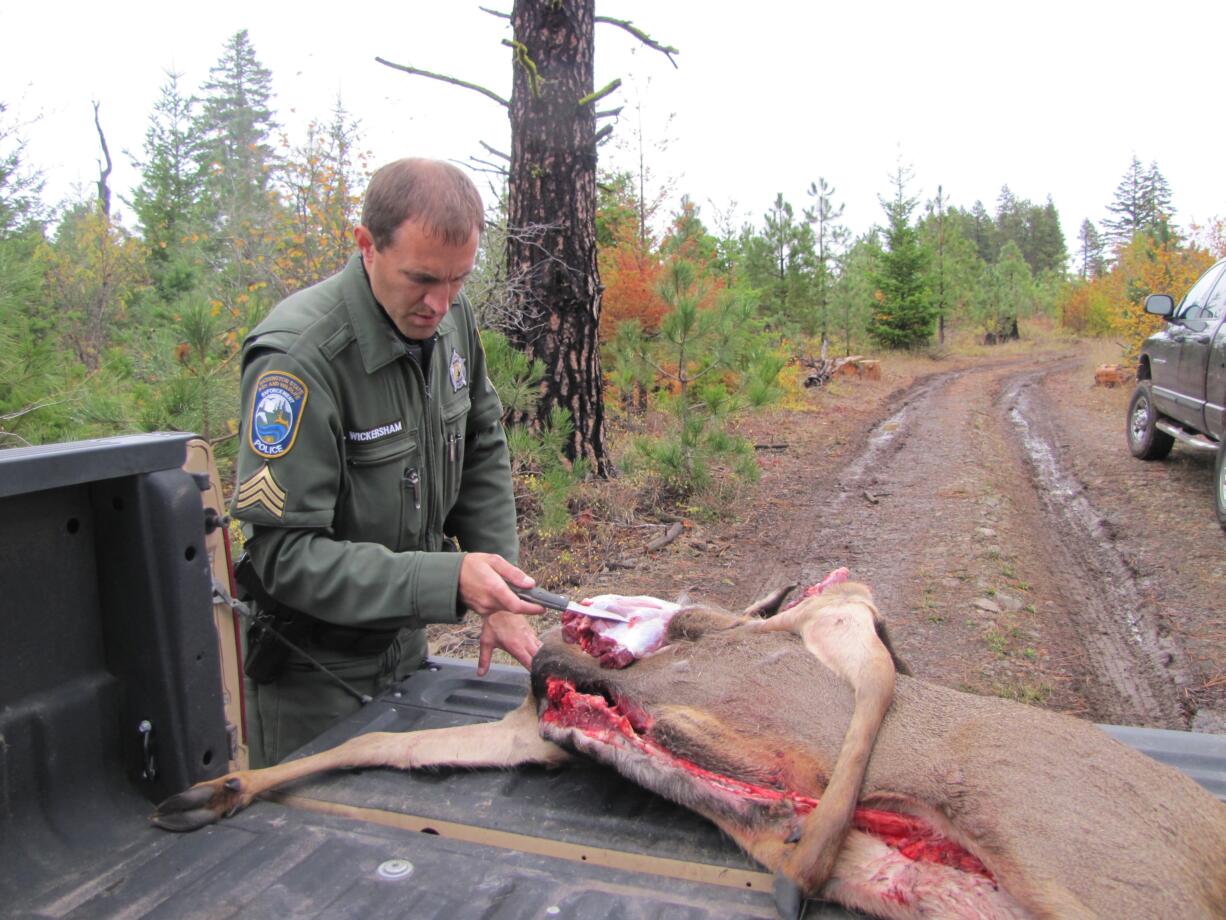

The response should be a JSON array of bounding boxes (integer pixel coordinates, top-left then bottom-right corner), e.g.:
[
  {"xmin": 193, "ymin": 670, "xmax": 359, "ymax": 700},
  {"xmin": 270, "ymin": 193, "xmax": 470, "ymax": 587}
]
[
  {"xmin": 467, "ymin": 156, "xmax": 509, "ymax": 176},
  {"xmin": 578, "ymin": 79, "xmax": 622, "ymax": 108},
  {"xmin": 479, "ymin": 6, "xmax": 510, "ymax": 19},
  {"xmin": 1, "ymin": 398, "xmax": 65, "ymax": 423},
  {"xmin": 375, "ymin": 57, "xmax": 509, "ymax": 108},
  {"xmin": 479, "ymin": 140, "xmax": 511, "ymax": 161},
  {"xmin": 594, "ymin": 17, "xmax": 679, "ymax": 67},
  {"xmin": 646, "ymin": 521, "xmax": 684, "ymax": 552},
  {"xmin": 92, "ymin": 101, "xmax": 112, "ymax": 217}
]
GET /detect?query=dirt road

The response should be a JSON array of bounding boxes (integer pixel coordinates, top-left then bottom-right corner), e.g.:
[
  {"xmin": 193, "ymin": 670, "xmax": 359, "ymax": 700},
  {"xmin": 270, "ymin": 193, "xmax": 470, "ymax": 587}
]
[{"xmin": 574, "ymin": 346, "xmax": 1225, "ymax": 733}]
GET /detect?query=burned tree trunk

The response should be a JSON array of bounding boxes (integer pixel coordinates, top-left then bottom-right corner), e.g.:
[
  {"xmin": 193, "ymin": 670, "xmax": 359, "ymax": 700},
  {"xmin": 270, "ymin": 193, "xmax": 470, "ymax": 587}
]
[{"xmin": 506, "ymin": 0, "xmax": 610, "ymax": 476}]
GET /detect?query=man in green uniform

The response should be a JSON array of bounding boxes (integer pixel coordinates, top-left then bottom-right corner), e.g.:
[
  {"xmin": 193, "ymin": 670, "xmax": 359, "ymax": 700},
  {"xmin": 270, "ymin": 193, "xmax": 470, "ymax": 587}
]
[{"xmin": 233, "ymin": 158, "xmax": 542, "ymax": 766}]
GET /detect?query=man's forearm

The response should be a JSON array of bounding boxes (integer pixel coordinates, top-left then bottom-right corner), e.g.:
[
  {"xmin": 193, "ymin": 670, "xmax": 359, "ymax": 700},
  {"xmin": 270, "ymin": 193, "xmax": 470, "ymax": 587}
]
[{"xmin": 246, "ymin": 527, "xmax": 467, "ymax": 629}]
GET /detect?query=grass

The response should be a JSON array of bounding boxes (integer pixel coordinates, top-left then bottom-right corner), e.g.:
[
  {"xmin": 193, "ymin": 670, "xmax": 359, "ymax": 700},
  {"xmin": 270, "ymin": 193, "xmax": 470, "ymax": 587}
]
[
  {"xmin": 984, "ymin": 627, "xmax": 1009, "ymax": 656},
  {"xmin": 992, "ymin": 682, "xmax": 1053, "ymax": 705}
]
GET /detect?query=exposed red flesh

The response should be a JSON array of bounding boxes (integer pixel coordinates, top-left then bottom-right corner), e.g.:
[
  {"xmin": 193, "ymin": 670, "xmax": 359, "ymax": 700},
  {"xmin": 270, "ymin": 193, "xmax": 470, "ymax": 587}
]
[
  {"xmin": 542, "ymin": 676, "xmax": 993, "ymax": 882},
  {"xmin": 561, "ymin": 610, "xmax": 637, "ymax": 668}
]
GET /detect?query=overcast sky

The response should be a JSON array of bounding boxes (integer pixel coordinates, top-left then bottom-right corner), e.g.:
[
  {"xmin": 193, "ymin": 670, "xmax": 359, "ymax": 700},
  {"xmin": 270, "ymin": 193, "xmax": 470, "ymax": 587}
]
[{"xmin": 3, "ymin": 0, "xmax": 1222, "ymax": 253}]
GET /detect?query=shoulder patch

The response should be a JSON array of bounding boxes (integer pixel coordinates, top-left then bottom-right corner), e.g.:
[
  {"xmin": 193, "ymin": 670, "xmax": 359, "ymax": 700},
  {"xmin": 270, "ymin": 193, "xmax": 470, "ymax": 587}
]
[
  {"xmin": 250, "ymin": 370, "xmax": 308, "ymax": 459},
  {"xmin": 448, "ymin": 348, "xmax": 468, "ymax": 393},
  {"xmin": 235, "ymin": 465, "xmax": 287, "ymax": 519}
]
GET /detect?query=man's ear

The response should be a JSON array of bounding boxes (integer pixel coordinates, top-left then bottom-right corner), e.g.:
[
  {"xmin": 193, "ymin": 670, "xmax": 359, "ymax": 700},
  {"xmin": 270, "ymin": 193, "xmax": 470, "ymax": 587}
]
[{"xmin": 354, "ymin": 225, "xmax": 375, "ymax": 261}]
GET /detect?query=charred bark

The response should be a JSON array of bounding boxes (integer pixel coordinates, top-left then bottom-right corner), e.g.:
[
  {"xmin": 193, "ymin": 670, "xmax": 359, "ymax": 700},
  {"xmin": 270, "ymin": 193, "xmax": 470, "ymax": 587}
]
[{"xmin": 506, "ymin": 0, "xmax": 610, "ymax": 476}]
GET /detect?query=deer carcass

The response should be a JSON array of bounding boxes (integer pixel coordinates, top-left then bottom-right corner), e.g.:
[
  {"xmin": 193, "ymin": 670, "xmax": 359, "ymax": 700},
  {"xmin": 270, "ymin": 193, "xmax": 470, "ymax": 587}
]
[{"xmin": 155, "ymin": 575, "xmax": 1226, "ymax": 919}]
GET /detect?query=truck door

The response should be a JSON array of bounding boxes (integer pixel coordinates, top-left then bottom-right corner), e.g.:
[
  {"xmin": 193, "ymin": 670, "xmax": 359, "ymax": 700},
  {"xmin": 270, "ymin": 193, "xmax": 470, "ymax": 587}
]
[
  {"xmin": 1197, "ymin": 274, "xmax": 1226, "ymax": 440},
  {"xmin": 1161, "ymin": 262, "xmax": 1225, "ymax": 428}
]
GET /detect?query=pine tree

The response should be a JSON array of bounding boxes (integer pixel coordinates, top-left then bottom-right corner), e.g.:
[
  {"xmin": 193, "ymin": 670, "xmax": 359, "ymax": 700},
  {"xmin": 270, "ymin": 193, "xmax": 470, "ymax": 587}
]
[
  {"xmin": 967, "ymin": 200, "xmax": 997, "ymax": 263},
  {"xmin": 1077, "ymin": 219, "xmax": 1106, "ymax": 279},
  {"xmin": 924, "ymin": 185, "xmax": 952, "ymax": 344},
  {"xmin": 980, "ymin": 240, "xmax": 1032, "ymax": 342},
  {"xmin": 0, "ymin": 102, "xmax": 44, "ymax": 237},
  {"xmin": 1141, "ymin": 160, "xmax": 1175, "ymax": 232},
  {"xmin": 831, "ymin": 232, "xmax": 880, "ymax": 355},
  {"xmin": 762, "ymin": 193, "xmax": 798, "ymax": 312},
  {"xmin": 1027, "ymin": 197, "xmax": 1067, "ymax": 275},
  {"xmin": 193, "ymin": 30, "xmax": 281, "ymax": 326},
  {"xmin": 196, "ymin": 30, "xmax": 278, "ymax": 225},
  {"xmin": 805, "ymin": 177, "xmax": 845, "ymax": 348},
  {"xmin": 195, "ymin": 33, "xmax": 278, "ymax": 249},
  {"xmin": 128, "ymin": 71, "xmax": 205, "ymax": 300},
  {"xmin": 1102, "ymin": 156, "xmax": 1148, "ymax": 247},
  {"xmin": 869, "ymin": 165, "xmax": 933, "ymax": 349}
]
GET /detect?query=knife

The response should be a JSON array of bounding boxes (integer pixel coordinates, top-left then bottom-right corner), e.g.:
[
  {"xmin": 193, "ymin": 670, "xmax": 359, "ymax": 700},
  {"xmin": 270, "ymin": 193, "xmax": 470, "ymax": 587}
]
[{"xmin": 509, "ymin": 584, "xmax": 631, "ymax": 623}]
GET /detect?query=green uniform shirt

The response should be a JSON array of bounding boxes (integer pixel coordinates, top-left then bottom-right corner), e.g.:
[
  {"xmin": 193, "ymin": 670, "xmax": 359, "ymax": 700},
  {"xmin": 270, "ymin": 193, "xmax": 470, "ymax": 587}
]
[{"xmin": 232, "ymin": 253, "xmax": 517, "ymax": 632}]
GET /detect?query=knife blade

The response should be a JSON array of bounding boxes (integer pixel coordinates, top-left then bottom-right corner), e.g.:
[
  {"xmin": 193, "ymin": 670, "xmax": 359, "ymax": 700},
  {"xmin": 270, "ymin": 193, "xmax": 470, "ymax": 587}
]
[{"xmin": 509, "ymin": 584, "xmax": 631, "ymax": 622}]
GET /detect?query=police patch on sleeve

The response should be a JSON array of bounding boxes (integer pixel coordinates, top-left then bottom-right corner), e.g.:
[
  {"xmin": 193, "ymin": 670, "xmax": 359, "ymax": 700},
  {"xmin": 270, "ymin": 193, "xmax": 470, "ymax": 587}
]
[
  {"xmin": 448, "ymin": 348, "xmax": 468, "ymax": 393},
  {"xmin": 250, "ymin": 370, "xmax": 309, "ymax": 459}
]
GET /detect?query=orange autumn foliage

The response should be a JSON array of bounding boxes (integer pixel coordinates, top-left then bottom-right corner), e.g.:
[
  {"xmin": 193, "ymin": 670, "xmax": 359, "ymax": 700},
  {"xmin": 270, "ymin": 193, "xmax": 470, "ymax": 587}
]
[{"xmin": 599, "ymin": 239, "xmax": 668, "ymax": 339}]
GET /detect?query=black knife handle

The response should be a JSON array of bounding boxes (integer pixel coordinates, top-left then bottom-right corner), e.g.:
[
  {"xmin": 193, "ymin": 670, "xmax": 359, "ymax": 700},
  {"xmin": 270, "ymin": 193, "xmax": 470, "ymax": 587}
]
[{"xmin": 510, "ymin": 584, "xmax": 570, "ymax": 612}]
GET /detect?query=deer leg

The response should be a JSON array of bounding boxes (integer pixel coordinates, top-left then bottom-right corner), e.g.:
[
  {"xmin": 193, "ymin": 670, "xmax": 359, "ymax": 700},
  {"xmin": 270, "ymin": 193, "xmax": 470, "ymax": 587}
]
[
  {"xmin": 744, "ymin": 585, "xmax": 897, "ymax": 895},
  {"xmin": 153, "ymin": 693, "xmax": 570, "ymax": 832}
]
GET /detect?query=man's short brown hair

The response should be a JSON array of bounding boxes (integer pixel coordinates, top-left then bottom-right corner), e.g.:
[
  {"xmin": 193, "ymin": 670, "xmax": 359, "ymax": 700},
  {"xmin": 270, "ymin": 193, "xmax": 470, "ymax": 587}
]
[{"xmin": 361, "ymin": 158, "xmax": 485, "ymax": 250}]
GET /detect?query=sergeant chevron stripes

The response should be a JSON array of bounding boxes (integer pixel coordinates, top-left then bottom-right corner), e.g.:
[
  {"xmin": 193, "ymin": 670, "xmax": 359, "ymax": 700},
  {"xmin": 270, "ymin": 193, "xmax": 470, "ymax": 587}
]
[{"xmin": 235, "ymin": 465, "xmax": 287, "ymax": 518}]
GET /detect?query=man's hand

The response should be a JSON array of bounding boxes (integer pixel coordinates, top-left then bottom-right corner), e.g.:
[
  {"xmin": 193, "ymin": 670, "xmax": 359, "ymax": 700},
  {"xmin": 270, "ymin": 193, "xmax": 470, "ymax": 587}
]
[
  {"xmin": 477, "ymin": 611, "xmax": 542, "ymax": 676},
  {"xmin": 459, "ymin": 552, "xmax": 546, "ymax": 617}
]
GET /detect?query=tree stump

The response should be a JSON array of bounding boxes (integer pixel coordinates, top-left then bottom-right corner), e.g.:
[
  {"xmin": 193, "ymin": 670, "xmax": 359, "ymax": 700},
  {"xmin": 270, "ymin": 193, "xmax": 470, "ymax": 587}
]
[{"xmin": 1094, "ymin": 364, "xmax": 1131, "ymax": 388}]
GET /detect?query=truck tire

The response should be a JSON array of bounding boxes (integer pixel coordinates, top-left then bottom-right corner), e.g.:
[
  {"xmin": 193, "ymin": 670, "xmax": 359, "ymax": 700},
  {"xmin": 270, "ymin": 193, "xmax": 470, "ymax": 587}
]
[
  {"xmin": 1215, "ymin": 439, "xmax": 1226, "ymax": 532},
  {"xmin": 1127, "ymin": 381, "xmax": 1174, "ymax": 460}
]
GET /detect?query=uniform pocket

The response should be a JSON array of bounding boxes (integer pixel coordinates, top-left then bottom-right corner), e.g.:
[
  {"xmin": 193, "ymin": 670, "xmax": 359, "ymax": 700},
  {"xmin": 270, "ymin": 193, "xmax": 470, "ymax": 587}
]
[
  {"xmin": 341, "ymin": 432, "xmax": 421, "ymax": 551},
  {"xmin": 441, "ymin": 393, "xmax": 471, "ymax": 504}
]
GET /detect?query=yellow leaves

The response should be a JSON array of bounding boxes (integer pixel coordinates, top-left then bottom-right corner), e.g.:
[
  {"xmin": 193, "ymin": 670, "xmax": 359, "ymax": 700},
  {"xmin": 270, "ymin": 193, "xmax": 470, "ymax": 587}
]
[
  {"xmin": 1068, "ymin": 234, "xmax": 1216, "ymax": 359},
  {"xmin": 226, "ymin": 418, "xmax": 239, "ymax": 435},
  {"xmin": 210, "ymin": 302, "xmax": 221, "ymax": 318}
]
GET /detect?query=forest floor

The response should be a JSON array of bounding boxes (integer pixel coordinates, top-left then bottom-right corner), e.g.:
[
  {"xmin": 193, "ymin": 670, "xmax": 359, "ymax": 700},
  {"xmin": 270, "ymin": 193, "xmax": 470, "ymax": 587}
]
[{"xmin": 431, "ymin": 325, "xmax": 1226, "ymax": 733}]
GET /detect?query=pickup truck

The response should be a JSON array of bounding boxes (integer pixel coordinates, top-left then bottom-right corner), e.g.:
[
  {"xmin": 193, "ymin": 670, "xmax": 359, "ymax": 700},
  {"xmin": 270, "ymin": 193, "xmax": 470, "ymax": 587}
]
[
  {"xmin": 1126, "ymin": 257, "xmax": 1226, "ymax": 529},
  {"xmin": 3, "ymin": 433, "xmax": 1225, "ymax": 919}
]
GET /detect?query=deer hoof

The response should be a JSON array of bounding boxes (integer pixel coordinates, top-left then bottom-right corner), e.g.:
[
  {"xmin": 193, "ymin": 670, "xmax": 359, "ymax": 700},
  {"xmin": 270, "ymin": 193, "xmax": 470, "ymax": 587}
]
[
  {"xmin": 771, "ymin": 873, "xmax": 805, "ymax": 920},
  {"xmin": 151, "ymin": 774, "xmax": 248, "ymax": 831}
]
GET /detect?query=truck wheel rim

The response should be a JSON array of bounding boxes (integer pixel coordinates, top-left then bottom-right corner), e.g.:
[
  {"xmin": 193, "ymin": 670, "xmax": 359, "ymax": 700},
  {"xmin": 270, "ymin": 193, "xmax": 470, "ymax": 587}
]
[
  {"xmin": 1219, "ymin": 458, "xmax": 1226, "ymax": 512},
  {"xmin": 1130, "ymin": 399, "xmax": 1150, "ymax": 444}
]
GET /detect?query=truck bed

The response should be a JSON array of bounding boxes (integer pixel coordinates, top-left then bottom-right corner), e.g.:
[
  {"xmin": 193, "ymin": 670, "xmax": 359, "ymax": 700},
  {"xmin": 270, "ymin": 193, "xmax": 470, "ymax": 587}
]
[{"xmin": 8, "ymin": 658, "xmax": 1226, "ymax": 920}]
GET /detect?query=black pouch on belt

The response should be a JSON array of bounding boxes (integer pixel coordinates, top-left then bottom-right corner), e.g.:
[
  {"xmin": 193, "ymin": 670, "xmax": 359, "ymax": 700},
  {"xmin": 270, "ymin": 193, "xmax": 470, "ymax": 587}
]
[{"xmin": 235, "ymin": 553, "xmax": 310, "ymax": 684}]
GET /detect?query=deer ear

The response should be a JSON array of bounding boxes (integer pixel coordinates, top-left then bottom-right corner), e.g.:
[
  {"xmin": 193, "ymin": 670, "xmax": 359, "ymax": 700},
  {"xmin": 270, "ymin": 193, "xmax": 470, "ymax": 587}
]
[
  {"xmin": 674, "ymin": 588, "xmax": 695, "ymax": 608},
  {"xmin": 741, "ymin": 584, "xmax": 797, "ymax": 619}
]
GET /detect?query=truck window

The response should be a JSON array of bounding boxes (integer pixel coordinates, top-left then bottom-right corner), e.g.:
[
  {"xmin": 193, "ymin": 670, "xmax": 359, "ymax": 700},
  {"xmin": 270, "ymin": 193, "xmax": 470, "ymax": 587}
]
[
  {"xmin": 1178, "ymin": 262, "xmax": 1226, "ymax": 321},
  {"xmin": 1201, "ymin": 266, "xmax": 1226, "ymax": 321}
]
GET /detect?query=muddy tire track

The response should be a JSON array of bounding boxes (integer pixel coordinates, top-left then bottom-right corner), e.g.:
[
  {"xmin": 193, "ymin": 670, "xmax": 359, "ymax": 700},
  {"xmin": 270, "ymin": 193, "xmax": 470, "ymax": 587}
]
[{"xmin": 1003, "ymin": 363, "xmax": 1187, "ymax": 727}]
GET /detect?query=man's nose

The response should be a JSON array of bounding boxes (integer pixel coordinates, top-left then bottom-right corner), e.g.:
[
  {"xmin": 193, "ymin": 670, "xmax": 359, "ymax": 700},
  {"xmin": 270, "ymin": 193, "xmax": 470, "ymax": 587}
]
[{"xmin": 423, "ymin": 283, "xmax": 453, "ymax": 313}]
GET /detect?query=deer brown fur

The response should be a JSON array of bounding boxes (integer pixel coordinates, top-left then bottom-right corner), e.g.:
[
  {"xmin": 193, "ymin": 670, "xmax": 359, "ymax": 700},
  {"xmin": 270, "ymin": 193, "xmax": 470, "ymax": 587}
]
[{"xmin": 156, "ymin": 584, "xmax": 1226, "ymax": 919}]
